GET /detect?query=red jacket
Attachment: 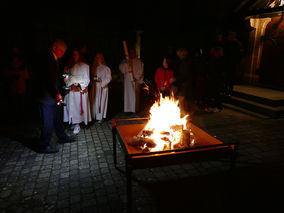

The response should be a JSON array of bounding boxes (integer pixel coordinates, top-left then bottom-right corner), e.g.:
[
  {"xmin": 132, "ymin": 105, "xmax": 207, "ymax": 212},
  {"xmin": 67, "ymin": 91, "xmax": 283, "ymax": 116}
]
[{"xmin": 154, "ymin": 67, "xmax": 174, "ymax": 91}]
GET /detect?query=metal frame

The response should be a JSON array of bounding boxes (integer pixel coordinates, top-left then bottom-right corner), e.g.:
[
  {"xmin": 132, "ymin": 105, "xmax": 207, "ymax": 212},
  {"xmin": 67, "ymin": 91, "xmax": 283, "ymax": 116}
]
[{"xmin": 112, "ymin": 118, "xmax": 239, "ymax": 212}]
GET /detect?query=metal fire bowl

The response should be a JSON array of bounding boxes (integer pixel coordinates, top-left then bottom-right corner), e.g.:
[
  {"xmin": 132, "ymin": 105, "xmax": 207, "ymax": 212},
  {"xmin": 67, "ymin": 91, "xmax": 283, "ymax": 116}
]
[
  {"xmin": 112, "ymin": 117, "xmax": 238, "ymax": 170},
  {"xmin": 112, "ymin": 117, "xmax": 239, "ymax": 212}
]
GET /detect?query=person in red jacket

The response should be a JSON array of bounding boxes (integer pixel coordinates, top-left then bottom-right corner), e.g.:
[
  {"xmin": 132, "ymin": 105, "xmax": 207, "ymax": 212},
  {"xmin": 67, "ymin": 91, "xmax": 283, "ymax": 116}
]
[{"xmin": 154, "ymin": 57, "xmax": 175, "ymax": 97}]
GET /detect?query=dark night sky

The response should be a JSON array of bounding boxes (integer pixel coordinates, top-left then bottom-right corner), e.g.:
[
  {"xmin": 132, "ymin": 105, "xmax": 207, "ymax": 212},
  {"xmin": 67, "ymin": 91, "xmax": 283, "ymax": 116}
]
[
  {"xmin": 1, "ymin": 0, "xmax": 246, "ymax": 77},
  {"xmin": 1, "ymin": 0, "xmax": 244, "ymax": 41}
]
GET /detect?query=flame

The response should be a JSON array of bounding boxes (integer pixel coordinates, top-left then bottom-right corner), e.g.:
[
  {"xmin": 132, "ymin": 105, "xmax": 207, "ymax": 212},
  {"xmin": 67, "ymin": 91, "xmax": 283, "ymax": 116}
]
[
  {"xmin": 143, "ymin": 94, "xmax": 188, "ymax": 151},
  {"xmin": 269, "ymin": 0, "xmax": 284, "ymax": 7},
  {"xmin": 142, "ymin": 84, "xmax": 150, "ymax": 93}
]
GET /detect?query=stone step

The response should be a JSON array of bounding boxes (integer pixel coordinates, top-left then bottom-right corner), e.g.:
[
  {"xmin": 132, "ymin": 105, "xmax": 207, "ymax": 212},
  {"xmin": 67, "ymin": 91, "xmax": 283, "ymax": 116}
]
[
  {"xmin": 232, "ymin": 85, "xmax": 284, "ymax": 107},
  {"xmin": 222, "ymin": 103, "xmax": 269, "ymax": 119},
  {"xmin": 228, "ymin": 96, "xmax": 284, "ymax": 118}
]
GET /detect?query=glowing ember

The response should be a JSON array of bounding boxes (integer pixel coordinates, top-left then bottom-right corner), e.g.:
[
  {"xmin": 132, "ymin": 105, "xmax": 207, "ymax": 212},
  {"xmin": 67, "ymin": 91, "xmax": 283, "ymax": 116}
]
[{"xmin": 132, "ymin": 94, "xmax": 194, "ymax": 152}]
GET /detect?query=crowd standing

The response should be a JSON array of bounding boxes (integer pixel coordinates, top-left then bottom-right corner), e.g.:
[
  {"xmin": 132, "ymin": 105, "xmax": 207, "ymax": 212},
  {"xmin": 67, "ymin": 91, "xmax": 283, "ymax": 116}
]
[
  {"xmin": 0, "ymin": 30, "xmax": 243, "ymax": 153},
  {"xmin": 154, "ymin": 31, "xmax": 244, "ymax": 114}
]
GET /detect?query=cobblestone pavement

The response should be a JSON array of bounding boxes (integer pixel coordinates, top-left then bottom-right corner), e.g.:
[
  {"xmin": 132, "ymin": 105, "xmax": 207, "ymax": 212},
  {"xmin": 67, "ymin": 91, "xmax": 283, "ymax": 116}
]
[{"xmin": 0, "ymin": 108, "xmax": 284, "ymax": 213}]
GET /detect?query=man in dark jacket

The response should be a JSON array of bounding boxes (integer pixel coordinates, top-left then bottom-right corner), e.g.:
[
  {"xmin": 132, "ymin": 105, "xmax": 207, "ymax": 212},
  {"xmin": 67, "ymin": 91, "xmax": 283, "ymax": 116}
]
[
  {"xmin": 37, "ymin": 39, "xmax": 75, "ymax": 153},
  {"xmin": 223, "ymin": 31, "xmax": 243, "ymax": 96},
  {"xmin": 174, "ymin": 48, "xmax": 194, "ymax": 113}
]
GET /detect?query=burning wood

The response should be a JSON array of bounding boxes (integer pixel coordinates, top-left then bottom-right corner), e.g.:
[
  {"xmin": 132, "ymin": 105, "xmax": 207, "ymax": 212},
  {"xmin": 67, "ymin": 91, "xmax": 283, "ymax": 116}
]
[
  {"xmin": 132, "ymin": 136, "xmax": 156, "ymax": 148},
  {"xmin": 128, "ymin": 93, "xmax": 196, "ymax": 152},
  {"xmin": 130, "ymin": 127, "xmax": 194, "ymax": 151},
  {"xmin": 141, "ymin": 130, "xmax": 153, "ymax": 137},
  {"xmin": 173, "ymin": 129, "xmax": 192, "ymax": 149}
]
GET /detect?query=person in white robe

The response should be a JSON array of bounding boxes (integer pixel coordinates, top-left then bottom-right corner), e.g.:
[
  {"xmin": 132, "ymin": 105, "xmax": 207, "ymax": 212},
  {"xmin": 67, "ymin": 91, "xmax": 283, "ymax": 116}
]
[
  {"xmin": 119, "ymin": 49, "xmax": 144, "ymax": 113},
  {"xmin": 91, "ymin": 53, "xmax": 112, "ymax": 123},
  {"xmin": 63, "ymin": 50, "xmax": 91, "ymax": 134}
]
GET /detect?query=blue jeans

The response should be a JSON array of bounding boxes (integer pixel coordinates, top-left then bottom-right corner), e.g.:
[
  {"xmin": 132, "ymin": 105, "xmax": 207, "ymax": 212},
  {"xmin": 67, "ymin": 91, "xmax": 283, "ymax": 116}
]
[{"xmin": 39, "ymin": 98, "xmax": 66, "ymax": 147}]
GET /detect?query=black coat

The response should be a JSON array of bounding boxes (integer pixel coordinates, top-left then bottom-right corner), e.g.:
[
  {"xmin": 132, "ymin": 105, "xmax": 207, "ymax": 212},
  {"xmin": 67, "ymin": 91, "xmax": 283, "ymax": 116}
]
[
  {"xmin": 34, "ymin": 52, "xmax": 64, "ymax": 100},
  {"xmin": 174, "ymin": 56, "xmax": 194, "ymax": 99}
]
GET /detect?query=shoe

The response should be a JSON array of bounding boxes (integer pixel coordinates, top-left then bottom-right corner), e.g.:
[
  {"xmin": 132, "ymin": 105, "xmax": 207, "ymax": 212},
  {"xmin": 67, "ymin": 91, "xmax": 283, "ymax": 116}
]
[
  {"xmin": 73, "ymin": 124, "xmax": 80, "ymax": 134},
  {"xmin": 70, "ymin": 124, "xmax": 76, "ymax": 130},
  {"xmin": 38, "ymin": 145, "xmax": 59, "ymax": 154},
  {"xmin": 97, "ymin": 119, "xmax": 104, "ymax": 124},
  {"xmin": 58, "ymin": 135, "xmax": 76, "ymax": 144}
]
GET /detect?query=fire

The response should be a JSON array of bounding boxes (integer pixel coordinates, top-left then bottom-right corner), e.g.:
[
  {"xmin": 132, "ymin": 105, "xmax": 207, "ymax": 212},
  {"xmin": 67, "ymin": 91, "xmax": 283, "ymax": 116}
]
[{"xmin": 140, "ymin": 94, "xmax": 189, "ymax": 151}]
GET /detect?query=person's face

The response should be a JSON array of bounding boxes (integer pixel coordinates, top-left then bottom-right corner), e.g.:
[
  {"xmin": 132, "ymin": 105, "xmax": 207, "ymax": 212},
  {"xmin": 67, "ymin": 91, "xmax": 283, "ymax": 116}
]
[
  {"xmin": 80, "ymin": 46, "xmax": 87, "ymax": 54},
  {"xmin": 73, "ymin": 51, "xmax": 80, "ymax": 63},
  {"xmin": 129, "ymin": 50, "xmax": 136, "ymax": 59},
  {"xmin": 97, "ymin": 54, "xmax": 104, "ymax": 64},
  {"xmin": 53, "ymin": 45, "xmax": 66, "ymax": 58},
  {"xmin": 176, "ymin": 50, "xmax": 186, "ymax": 59},
  {"xmin": 162, "ymin": 58, "xmax": 168, "ymax": 69},
  {"xmin": 216, "ymin": 34, "xmax": 223, "ymax": 42}
]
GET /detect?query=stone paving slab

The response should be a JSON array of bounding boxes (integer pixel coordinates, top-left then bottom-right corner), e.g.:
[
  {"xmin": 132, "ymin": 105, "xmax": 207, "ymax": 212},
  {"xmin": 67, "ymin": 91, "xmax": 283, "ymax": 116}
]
[{"xmin": 0, "ymin": 109, "xmax": 284, "ymax": 213}]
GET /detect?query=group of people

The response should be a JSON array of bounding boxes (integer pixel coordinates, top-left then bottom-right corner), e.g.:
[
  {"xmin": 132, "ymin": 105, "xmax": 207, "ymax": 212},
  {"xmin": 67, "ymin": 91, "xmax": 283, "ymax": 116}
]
[
  {"xmin": 32, "ymin": 39, "xmax": 146, "ymax": 153},
  {"xmin": 1, "ymin": 30, "xmax": 243, "ymax": 154},
  {"xmin": 153, "ymin": 31, "xmax": 243, "ymax": 113},
  {"xmin": 63, "ymin": 44, "xmax": 145, "ymax": 134},
  {"xmin": 21, "ymin": 40, "xmax": 102, "ymax": 153},
  {"xmin": 62, "ymin": 49, "xmax": 112, "ymax": 135}
]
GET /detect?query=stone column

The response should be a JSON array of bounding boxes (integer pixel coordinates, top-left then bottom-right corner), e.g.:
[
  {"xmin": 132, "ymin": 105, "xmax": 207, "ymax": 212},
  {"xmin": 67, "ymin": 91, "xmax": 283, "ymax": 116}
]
[{"xmin": 247, "ymin": 17, "xmax": 271, "ymax": 84}]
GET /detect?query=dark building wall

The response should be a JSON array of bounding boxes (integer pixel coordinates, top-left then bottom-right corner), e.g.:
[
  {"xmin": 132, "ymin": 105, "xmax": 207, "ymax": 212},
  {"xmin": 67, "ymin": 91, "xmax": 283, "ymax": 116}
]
[{"xmin": 259, "ymin": 16, "xmax": 284, "ymax": 90}]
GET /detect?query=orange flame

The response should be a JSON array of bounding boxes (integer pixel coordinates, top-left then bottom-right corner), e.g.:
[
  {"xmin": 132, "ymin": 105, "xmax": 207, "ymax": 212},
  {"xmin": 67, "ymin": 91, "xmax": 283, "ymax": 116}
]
[{"xmin": 143, "ymin": 94, "xmax": 189, "ymax": 151}]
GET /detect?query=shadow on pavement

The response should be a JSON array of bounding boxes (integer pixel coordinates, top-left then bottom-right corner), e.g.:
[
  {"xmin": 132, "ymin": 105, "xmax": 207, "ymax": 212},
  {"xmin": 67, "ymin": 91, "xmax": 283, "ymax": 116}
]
[
  {"xmin": 137, "ymin": 164, "xmax": 284, "ymax": 213},
  {"xmin": 0, "ymin": 103, "xmax": 40, "ymax": 153}
]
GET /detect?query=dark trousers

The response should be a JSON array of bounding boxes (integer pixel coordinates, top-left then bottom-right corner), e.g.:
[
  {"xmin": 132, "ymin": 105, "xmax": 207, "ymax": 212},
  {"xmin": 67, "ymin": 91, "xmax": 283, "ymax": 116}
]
[{"xmin": 39, "ymin": 98, "xmax": 66, "ymax": 147}]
